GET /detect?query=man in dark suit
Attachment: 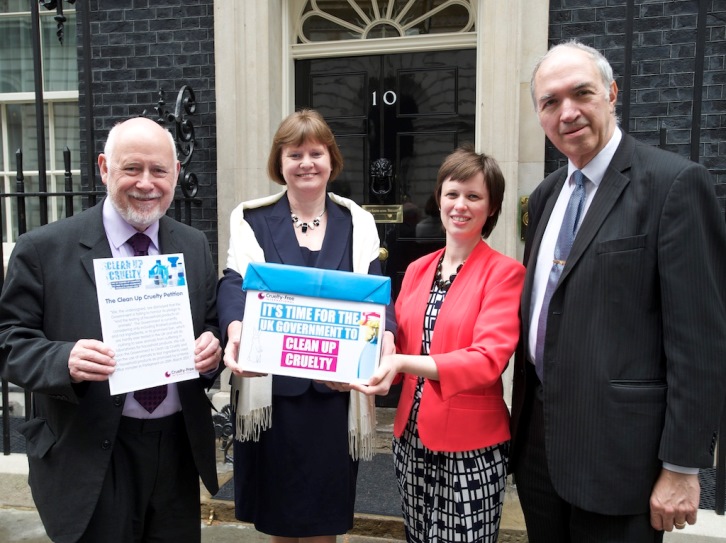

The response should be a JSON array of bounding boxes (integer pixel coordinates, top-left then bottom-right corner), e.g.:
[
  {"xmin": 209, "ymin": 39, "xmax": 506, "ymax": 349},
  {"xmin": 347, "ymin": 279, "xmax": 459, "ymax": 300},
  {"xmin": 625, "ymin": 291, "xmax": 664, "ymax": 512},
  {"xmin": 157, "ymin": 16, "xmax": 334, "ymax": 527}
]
[
  {"xmin": 510, "ymin": 40, "xmax": 726, "ymax": 542},
  {"xmin": 0, "ymin": 117, "xmax": 222, "ymax": 543}
]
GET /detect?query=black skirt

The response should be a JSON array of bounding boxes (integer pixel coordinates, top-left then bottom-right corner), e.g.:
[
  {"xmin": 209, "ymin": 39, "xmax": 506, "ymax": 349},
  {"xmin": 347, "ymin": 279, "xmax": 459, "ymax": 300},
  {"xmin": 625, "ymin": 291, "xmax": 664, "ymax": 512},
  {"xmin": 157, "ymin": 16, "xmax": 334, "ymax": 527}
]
[{"xmin": 233, "ymin": 385, "xmax": 358, "ymax": 537}]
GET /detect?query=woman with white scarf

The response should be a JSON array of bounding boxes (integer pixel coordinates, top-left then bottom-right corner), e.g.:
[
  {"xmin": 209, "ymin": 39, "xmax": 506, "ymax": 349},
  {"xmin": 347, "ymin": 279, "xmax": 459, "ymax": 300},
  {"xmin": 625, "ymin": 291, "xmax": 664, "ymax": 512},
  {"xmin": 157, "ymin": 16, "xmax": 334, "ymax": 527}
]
[{"xmin": 217, "ymin": 109, "xmax": 395, "ymax": 543}]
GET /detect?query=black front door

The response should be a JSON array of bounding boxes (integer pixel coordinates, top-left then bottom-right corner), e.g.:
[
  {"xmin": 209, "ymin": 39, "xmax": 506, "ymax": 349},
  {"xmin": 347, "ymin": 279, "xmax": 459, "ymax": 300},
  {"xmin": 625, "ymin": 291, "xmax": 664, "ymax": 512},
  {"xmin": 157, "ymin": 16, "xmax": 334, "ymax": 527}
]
[{"xmin": 296, "ymin": 49, "xmax": 476, "ymax": 297}]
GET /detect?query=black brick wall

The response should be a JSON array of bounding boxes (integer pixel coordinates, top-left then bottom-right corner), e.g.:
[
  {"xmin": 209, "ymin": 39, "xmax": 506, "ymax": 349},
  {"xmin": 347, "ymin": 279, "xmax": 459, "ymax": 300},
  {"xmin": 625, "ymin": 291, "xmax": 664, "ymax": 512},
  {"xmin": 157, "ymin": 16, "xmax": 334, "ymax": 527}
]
[
  {"xmin": 77, "ymin": 0, "xmax": 218, "ymax": 263},
  {"xmin": 546, "ymin": 0, "xmax": 726, "ymax": 217}
]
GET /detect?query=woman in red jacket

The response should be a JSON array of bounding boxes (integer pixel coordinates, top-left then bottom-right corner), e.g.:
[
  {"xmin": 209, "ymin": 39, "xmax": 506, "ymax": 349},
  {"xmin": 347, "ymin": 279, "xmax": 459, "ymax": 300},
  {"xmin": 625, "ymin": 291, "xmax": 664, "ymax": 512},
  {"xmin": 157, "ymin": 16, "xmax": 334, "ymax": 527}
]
[{"xmin": 354, "ymin": 145, "xmax": 525, "ymax": 542}]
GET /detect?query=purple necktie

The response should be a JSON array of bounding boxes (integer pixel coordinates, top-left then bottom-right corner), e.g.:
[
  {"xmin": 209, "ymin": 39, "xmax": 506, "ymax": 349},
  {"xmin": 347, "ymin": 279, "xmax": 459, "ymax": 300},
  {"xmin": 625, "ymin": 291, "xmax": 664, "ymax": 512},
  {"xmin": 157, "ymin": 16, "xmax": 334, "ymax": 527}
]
[
  {"xmin": 534, "ymin": 170, "xmax": 587, "ymax": 382},
  {"xmin": 127, "ymin": 233, "xmax": 168, "ymax": 412},
  {"xmin": 127, "ymin": 232, "xmax": 151, "ymax": 256}
]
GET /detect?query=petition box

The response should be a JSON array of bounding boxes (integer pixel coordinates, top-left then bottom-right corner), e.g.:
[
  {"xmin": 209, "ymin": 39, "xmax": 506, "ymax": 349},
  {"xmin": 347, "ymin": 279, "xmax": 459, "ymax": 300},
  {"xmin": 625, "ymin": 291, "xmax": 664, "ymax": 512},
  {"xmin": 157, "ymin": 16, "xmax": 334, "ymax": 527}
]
[{"xmin": 239, "ymin": 262, "xmax": 390, "ymax": 383}]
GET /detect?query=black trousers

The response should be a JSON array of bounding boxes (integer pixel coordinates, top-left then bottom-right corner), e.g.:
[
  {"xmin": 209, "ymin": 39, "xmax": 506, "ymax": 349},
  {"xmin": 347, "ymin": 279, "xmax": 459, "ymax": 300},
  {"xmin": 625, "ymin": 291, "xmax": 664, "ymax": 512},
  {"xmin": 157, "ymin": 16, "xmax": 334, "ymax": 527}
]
[
  {"xmin": 513, "ymin": 372, "xmax": 663, "ymax": 543},
  {"xmin": 79, "ymin": 413, "xmax": 201, "ymax": 543}
]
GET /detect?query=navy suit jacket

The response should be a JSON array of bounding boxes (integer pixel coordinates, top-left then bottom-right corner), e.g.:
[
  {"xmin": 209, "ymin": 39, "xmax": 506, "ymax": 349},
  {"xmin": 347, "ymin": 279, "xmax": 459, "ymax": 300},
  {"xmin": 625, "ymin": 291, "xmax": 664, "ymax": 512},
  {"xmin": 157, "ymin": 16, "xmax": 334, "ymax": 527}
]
[
  {"xmin": 217, "ymin": 193, "xmax": 390, "ymax": 396},
  {"xmin": 0, "ymin": 201, "xmax": 220, "ymax": 543},
  {"xmin": 510, "ymin": 132, "xmax": 726, "ymax": 515}
]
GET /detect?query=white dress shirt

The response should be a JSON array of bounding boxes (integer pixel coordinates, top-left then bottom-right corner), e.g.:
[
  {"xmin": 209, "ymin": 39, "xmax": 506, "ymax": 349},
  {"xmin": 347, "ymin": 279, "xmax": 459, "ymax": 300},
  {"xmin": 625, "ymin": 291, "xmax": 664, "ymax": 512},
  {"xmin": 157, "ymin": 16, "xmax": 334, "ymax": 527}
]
[{"xmin": 528, "ymin": 127, "xmax": 622, "ymax": 361}]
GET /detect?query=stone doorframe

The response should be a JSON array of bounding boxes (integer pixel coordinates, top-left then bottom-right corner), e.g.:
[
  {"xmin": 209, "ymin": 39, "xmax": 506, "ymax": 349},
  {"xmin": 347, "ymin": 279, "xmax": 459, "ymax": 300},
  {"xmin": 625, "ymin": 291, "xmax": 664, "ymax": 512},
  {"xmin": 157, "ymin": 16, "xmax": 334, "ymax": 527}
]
[
  {"xmin": 212, "ymin": 0, "xmax": 550, "ymax": 403},
  {"xmin": 214, "ymin": 0, "xmax": 549, "ymax": 267}
]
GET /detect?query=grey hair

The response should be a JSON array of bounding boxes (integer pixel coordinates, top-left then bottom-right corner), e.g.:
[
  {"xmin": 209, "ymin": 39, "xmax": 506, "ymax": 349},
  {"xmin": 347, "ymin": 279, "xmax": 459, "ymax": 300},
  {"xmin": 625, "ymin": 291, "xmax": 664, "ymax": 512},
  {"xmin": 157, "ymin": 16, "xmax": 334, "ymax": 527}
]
[
  {"xmin": 103, "ymin": 119, "xmax": 177, "ymax": 163},
  {"xmin": 530, "ymin": 40, "xmax": 615, "ymax": 110}
]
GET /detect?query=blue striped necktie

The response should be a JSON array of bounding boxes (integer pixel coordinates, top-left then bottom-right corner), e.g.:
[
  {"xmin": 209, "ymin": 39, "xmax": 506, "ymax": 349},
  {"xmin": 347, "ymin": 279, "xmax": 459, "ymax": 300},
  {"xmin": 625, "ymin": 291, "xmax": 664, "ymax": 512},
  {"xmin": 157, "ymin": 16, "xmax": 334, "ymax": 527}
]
[{"xmin": 534, "ymin": 170, "xmax": 587, "ymax": 382}]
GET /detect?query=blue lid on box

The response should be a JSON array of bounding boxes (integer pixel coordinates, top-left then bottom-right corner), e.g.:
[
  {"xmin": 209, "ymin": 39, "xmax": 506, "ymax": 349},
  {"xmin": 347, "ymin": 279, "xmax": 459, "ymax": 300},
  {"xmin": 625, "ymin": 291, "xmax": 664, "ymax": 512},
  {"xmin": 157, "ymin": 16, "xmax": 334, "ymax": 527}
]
[{"xmin": 243, "ymin": 262, "xmax": 391, "ymax": 305}]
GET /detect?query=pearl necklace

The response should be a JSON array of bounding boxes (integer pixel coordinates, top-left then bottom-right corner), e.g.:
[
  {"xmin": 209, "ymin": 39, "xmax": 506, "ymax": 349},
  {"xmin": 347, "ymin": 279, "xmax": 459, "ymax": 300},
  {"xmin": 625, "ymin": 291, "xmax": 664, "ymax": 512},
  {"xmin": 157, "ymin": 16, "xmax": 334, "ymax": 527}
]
[{"xmin": 291, "ymin": 208, "xmax": 326, "ymax": 234}]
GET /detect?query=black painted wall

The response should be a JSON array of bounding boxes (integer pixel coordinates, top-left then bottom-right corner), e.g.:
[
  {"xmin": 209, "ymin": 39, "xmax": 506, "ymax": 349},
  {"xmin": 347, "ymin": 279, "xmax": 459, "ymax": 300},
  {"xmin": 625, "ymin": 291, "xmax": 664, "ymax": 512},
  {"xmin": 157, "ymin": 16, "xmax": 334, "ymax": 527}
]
[
  {"xmin": 546, "ymin": 0, "xmax": 725, "ymax": 215},
  {"xmin": 77, "ymin": 0, "xmax": 218, "ymax": 262}
]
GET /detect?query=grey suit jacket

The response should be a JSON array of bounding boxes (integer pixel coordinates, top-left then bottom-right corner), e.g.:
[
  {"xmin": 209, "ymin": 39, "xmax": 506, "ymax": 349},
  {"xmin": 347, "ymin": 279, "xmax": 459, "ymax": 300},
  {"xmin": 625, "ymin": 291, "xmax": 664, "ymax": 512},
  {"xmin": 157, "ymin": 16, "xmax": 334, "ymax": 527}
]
[
  {"xmin": 0, "ymin": 201, "xmax": 220, "ymax": 543},
  {"xmin": 510, "ymin": 132, "xmax": 726, "ymax": 515}
]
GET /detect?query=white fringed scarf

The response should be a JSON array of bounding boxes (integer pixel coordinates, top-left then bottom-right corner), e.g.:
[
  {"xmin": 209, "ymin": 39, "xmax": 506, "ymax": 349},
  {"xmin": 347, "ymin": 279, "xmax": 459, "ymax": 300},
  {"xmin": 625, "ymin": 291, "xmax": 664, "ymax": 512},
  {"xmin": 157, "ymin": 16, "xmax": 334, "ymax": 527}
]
[{"xmin": 227, "ymin": 190, "xmax": 379, "ymax": 460}]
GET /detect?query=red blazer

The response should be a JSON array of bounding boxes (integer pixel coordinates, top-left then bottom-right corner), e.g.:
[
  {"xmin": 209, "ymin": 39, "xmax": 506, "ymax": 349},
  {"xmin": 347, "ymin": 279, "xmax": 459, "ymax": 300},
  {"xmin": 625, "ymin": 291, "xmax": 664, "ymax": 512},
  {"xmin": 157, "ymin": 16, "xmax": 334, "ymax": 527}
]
[{"xmin": 393, "ymin": 241, "xmax": 525, "ymax": 452}]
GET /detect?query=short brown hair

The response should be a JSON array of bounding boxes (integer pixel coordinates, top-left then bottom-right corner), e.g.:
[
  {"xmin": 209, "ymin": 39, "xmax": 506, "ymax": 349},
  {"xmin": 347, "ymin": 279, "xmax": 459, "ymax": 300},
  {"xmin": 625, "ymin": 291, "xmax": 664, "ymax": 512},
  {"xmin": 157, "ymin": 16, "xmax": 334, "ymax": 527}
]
[
  {"xmin": 433, "ymin": 144, "xmax": 505, "ymax": 239},
  {"xmin": 266, "ymin": 109, "xmax": 344, "ymax": 185}
]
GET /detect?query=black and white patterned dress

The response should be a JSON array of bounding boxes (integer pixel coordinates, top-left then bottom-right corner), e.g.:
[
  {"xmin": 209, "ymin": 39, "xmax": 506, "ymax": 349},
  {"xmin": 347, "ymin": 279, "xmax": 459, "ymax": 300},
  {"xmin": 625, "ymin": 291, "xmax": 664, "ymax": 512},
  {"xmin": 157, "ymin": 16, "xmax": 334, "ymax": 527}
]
[{"xmin": 392, "ymin": 281, "xmax": 509, "ymax": 543}]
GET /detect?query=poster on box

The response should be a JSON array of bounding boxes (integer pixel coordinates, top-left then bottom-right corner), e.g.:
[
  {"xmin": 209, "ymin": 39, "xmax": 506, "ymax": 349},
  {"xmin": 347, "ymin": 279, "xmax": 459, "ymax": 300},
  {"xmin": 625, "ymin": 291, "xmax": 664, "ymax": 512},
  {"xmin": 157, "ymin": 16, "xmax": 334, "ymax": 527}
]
[{"xmin": 238, "ymin": 263, "xmax": 390, "ymax": 383}]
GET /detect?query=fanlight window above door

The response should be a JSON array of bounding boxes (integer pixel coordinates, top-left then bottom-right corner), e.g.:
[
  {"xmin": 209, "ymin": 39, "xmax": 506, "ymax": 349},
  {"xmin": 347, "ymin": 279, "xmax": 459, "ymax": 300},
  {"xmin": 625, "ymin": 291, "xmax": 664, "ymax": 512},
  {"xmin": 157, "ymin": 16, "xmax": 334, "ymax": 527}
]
[{"xmin": 297, "ymin": 0, "xmax": 475, "ymax": 43}]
